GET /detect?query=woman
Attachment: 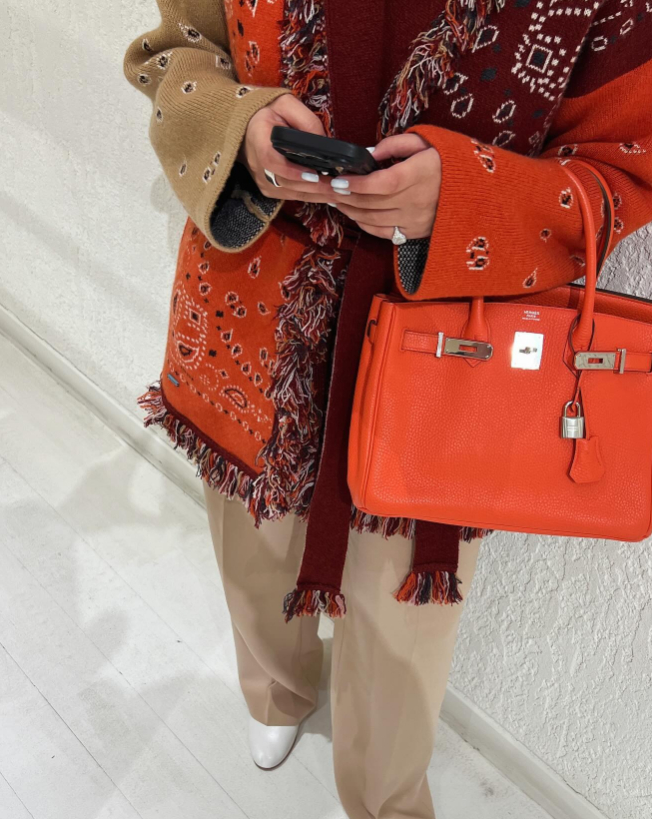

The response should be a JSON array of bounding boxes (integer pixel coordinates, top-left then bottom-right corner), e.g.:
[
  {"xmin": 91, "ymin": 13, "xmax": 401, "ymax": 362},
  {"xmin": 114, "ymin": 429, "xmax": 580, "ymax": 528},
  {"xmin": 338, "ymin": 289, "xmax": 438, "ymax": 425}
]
[{"xmin": 123, "ymin": 1, "xmax": 652, "ymax": 816}]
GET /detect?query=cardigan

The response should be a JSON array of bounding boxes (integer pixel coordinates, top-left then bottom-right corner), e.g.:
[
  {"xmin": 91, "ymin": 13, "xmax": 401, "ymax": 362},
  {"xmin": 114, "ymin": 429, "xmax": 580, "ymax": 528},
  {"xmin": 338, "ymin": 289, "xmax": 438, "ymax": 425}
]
[
  {"xmin": 123, "ymin": 0, "xmax": 652, "ymax": 618},
  {"xmin": 123, "ymin": 0, "xmax": 652, "ymax": 281}
]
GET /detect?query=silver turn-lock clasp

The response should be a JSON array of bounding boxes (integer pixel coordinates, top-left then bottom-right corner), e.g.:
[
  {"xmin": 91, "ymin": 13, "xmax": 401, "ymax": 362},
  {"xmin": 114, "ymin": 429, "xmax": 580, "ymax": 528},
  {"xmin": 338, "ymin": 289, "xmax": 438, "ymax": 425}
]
[{"xmin": 560, "ymin": 400, "xmax": 585, "ymax": 439}]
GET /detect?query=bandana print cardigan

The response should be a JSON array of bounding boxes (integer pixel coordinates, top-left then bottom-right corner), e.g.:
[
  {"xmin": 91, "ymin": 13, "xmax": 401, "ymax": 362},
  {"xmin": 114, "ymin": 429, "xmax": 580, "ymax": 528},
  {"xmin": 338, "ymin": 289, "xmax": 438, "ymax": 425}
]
[{"xmin": 124, "ymin": 0, "xmax": 652, "ymax": 582}]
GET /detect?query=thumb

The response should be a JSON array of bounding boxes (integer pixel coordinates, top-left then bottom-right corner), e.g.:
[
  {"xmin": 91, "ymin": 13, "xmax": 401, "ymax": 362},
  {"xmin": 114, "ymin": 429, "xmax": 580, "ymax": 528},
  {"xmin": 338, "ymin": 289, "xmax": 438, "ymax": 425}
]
[
  {"xmin": 370, "ymin": 133, "xmax": 431, "ymax": 163},
  {"xmin": 273, "ymin": 93, "xmax": 327, "ymax": 136}
]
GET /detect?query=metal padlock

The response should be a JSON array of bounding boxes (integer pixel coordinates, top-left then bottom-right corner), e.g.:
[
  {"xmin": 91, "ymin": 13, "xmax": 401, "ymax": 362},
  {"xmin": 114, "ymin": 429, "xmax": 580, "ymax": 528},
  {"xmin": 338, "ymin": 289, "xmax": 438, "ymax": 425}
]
[{"xmin": 560, "ymin": 401, "xmax": 585, "ymax": 439}]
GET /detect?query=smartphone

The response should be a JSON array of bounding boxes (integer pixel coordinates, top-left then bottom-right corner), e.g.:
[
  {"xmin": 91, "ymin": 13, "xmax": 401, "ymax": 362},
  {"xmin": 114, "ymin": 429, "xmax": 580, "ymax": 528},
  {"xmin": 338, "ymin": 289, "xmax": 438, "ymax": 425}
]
[{"xmin": 271, "ymin": 125, "xmax": 378, "ymax": 176}]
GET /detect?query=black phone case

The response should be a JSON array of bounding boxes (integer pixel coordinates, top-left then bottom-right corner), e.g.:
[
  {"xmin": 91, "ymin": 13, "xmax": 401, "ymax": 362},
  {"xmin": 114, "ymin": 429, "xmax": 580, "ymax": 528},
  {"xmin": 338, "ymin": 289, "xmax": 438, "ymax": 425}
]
[{"xmin": 271, "ymin": 125, "xmax": 378, "ymax": 176}]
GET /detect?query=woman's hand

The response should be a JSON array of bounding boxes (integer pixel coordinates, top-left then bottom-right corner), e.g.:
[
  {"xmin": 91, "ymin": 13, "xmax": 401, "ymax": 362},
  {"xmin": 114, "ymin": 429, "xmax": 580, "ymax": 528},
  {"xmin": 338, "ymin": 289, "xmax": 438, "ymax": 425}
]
[
  {"xmin": 239, "ymin": 95, "xmax": 341, "ymax": 205},
  {"xmin": 328, "ymin": 134, "xmax": 442, "ymax": 241},
  {"xmin": 240, "ymin": 102, "xmax": 442, "ymax": 240}
]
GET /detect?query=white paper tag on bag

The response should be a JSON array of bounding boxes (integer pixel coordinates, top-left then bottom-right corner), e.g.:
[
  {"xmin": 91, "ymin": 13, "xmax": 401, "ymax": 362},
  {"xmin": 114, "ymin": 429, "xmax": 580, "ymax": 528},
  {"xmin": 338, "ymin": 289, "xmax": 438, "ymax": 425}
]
[{"xmin": 511, "ymin": 331, "xmax": 544, "ymax": 370}]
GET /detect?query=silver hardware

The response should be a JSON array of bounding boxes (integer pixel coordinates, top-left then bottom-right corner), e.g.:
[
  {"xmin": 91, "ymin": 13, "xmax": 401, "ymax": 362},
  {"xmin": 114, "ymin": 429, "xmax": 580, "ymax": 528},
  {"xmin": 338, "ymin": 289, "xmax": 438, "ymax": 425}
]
[
  {"xmin": 574, "ymin": 351, "xmax": 617, "ymax": 370},
  {"xmin": 560, "ymin": 400, "xmax": 585, "ymax": 439},
  {"xmin": 618, "ymin": 348, "xmax": 627, "ymax": 374},
  {"xmin": 574, "ymin": 348, "xmax": 628, "ymax": 373},
  {"xmin": 436, "ymin": 331, "xmax": 444, "ymax": 358},
  {"xmin": 440, "ymin": 336, "xmax": 493, "ymax": 360},
  {"xmin": 391, "ymin": 225, "xmax": 407, "ymax": 246},
  {"xmin": 263, "ymin": 167, "xmax": 282, "ymax": 188},
  {"xmin": 511, "ymin": 331, "xmax": 544, "ymax": 370}
]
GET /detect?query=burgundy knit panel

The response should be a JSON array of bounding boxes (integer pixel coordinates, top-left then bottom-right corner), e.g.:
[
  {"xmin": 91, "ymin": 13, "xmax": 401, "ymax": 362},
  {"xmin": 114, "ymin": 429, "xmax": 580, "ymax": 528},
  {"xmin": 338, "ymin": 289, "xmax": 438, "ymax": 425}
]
[
  {"xmin": 564, "ymin": 0, "xmax": 652, "ymax": 97},
  {"xmin": 324, "ymin": 0, "xmax": 446, "ymax": 145}
]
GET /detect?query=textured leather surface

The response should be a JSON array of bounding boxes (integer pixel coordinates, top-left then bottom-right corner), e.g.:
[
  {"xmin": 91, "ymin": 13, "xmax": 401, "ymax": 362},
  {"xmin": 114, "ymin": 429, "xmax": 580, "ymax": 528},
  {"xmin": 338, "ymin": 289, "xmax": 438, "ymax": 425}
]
[
  {"xmin": 348, "ymin": 293, "xmax": 652, "ymax": 541},
  {"xmin": 569, "ymin": 436, "xmax": 605, "ymax": 484}
]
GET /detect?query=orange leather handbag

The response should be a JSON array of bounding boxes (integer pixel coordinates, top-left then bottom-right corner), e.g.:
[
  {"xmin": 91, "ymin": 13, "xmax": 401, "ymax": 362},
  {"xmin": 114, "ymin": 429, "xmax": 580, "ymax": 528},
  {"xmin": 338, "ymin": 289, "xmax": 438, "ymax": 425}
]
[{"xmin": 349, "ymin": 161, "xmax": 652, "ymax": 543}]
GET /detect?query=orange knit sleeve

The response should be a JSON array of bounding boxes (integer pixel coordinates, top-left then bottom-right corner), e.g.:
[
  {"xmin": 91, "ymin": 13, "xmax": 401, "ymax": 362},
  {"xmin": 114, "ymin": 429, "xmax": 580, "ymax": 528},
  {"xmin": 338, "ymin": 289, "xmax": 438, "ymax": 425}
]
[{"xmin": 396, "ymin": 56, "xmax": 652, "ymax": 300}]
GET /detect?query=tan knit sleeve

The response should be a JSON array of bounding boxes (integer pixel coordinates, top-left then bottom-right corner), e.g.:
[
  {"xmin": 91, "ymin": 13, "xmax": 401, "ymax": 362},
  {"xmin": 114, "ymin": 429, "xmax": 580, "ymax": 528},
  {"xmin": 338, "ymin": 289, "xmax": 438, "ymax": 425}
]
[{"xmin": 123, "ymin": 0, "xmax": 292, "ymax": 251}]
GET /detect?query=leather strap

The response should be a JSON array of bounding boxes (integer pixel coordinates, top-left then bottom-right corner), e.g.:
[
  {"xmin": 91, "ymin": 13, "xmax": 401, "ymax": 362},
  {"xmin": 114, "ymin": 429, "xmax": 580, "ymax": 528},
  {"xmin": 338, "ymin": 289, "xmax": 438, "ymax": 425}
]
[
  {"xmin": 402, "ymin": 330, "xmax": 444, "ymax": 355},
  {"xmin": 579, "ymin": 349, "xmax": 652, "ymax": 374},
  {"xmin": 402, "ymin": 330, "xmax": 652, "ymax": 373}
]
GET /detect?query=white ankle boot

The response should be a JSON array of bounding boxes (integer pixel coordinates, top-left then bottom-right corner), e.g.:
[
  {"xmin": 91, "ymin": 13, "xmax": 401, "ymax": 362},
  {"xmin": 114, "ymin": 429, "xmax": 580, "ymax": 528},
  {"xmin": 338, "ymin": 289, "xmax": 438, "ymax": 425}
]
[{"xmin": 248, "ymin": 716, "xmax": 300, "ymax": 769}]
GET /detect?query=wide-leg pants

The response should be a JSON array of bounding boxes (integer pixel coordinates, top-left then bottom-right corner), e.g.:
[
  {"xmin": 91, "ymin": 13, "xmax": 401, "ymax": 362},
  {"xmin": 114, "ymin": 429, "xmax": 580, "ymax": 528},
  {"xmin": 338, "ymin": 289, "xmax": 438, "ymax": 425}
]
[{"xmin": 203, "ymin": 483, "xmax": 483, "ymax": 819}]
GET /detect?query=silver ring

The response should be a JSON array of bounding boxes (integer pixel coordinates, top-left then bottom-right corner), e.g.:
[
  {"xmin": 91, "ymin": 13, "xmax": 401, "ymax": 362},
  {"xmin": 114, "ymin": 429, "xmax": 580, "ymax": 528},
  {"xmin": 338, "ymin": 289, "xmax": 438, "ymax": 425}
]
[
  {"xmin": 391, "ymin": 225, "xmax": 407, "ymax": 245},
  {"xmin": 263, "ymin": 168, "xmax": 282, "ymax": 188}
]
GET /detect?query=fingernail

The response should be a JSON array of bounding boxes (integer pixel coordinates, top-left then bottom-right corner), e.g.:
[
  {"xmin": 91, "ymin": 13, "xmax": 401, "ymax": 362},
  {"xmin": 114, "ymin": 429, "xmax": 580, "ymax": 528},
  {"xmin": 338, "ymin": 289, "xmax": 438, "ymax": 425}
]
[
  {"xmin": 334, "ymin": 189, "xmax": 351, "ymax": 196},
  {"xmin": 331, "ymin": 178, "xmax": 349, "ymax": 189},
  {"xmin": 366, "ymin": 146, "xmax": 376, "ymax": 153},
  {"xmin": 327, "ymin": 202, "xmax": 337, "ymax": 206},
  {"xmin": 302, "ymin": 172, "xmax": 320, "ymax": 183}
]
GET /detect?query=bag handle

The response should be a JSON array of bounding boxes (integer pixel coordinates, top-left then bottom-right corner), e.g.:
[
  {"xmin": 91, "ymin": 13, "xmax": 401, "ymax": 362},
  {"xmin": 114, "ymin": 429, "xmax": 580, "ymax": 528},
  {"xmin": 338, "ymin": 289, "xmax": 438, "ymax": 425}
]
[
  {"xmin": 560, "ymin": 159, "xmax": 614, "ymax": 352},
  {"xmin": 463, "ymin": 160, "xmax": 614, "ymax": 353}
]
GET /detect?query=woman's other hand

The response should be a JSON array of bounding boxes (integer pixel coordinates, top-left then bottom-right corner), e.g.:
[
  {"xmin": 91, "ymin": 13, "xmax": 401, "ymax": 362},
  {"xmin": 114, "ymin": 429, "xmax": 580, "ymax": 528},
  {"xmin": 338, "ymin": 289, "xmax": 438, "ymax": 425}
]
[
  {"xmin": 240, "ymin": 105, "xmax": 442, "ymax": 236},
  {"xmin": 329, "ymin": 134, "xmax": 441, "ymax": 240},
  {"xmin": 239, "ymin": 95, "xmax": 340, "ymax": 205}
]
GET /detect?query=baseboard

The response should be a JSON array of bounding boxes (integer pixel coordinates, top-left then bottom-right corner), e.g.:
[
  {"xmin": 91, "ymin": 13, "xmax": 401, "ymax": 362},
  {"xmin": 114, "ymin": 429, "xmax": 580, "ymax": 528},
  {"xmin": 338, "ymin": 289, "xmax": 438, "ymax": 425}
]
[
  {"xmin": 2, "ymin": 302, "xmax": 607, "ymax": 819},
  {"xmin": 442, "ymin": 686, "xmax": 607, "ymax": 819},
  {"xmin": 0, "ymin": 303, "xmax": 206, "ymax": 510}
]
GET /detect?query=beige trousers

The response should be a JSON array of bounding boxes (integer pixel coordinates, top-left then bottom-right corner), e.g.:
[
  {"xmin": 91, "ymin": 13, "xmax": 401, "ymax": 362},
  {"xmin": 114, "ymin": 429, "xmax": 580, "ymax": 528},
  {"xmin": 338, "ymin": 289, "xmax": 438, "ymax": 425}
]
[{"xmin": 203, "ymin": 484, "xmax": 483, "ymax": 819}]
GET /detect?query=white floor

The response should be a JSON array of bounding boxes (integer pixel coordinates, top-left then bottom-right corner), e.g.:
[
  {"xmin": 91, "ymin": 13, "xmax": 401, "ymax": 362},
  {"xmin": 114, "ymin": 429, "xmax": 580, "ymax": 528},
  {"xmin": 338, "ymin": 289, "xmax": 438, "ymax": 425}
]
[{"xmin": 0, "ymin": 332, "xmax": 555, "ymax": 819}]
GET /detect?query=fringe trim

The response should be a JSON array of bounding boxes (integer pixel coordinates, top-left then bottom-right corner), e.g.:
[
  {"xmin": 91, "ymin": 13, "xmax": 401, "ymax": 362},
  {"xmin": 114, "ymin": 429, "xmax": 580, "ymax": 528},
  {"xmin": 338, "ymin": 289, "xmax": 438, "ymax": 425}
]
[
  {"xmin": 137, "ymin": 381, "xmax": 256, "ymax": 505},
  {"xmin": 379, "ymin": 0, "xmax": 507, "ymax": 138},
  {"xmin": 138, "ymin": 382, "xmax": 498, "ymax": 547},
  {"xmin": 351, "ymin": 512, "xmax": 493, "ymax": 543},
  {"xmin": 279, "ymin": 0, "xmax": 334, "ymax": 136},
  {"xmin": 461, "ymin": 525, "xmax": 493, "ymax": 541},
  {"xmin": 350, "ymin": 506, "xmax": 416, "ymax": 539},
  {"xmin": 244, "ymin": 0, "xmax": 348, "ymax": 524},
  {"xmin": 394, "ymin": 570, "xmax": 463, "ymax": 606},
  {"xmin": 283, "ymin": 588, "xmax": 347, "ymax": 622},
  {"xmin": 279, "ymin": 0, "xmax": 344, "ymax": 249},
  {"xmin": 249, "ymin": 245, "xmax": 344, "ymax": 522}
]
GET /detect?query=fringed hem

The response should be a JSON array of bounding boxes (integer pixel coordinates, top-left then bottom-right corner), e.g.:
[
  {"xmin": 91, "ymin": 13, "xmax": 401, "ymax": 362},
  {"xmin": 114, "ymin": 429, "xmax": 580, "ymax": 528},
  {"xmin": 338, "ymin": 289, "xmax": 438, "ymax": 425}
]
[
  {"xmin": 138, "ymin": 382, "xmax": 498, "ymax": 544},
  {"xmin": 351, "ymin": 513, "xmax": 493, "ymax": 544},
  {"xmin": 350, "ymin": 507, "xmax": 416, "ymax": 539},
  {"xmin": 461, "ymin": 525, "xmax": 494, "ymax": 541},
  {"xmin": 283, "ymin": 587, "xmax": 347, "ymax": 622},
  {"xmin": 137, "ymin": 380, "xmax": 257, "ymax": 508},
  {"xmin": 393, "ymin": 570, "xmax": 464, "ymax": 606}
]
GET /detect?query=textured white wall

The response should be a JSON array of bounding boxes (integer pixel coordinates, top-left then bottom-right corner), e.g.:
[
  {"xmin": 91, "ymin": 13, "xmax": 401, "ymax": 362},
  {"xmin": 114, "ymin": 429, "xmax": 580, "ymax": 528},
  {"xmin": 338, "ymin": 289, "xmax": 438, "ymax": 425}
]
[
  {"xmin": 453, "ymin": 228, "xmax": 652, "ymax": 819},
  {"xmin": 2, "ymin": 4, "xmax": 652, "ymax": 819},
  {"xmin": 0, "ymin": 0, "xmax": 185, "ymax": 411}
]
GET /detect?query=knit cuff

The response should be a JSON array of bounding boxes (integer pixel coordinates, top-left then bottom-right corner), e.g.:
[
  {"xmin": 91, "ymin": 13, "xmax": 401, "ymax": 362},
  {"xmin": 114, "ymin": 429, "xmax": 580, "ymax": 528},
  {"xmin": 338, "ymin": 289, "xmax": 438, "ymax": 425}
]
[
  {"xmin": 395, "ymin": 237, "xmax": 431, "ymax": 295},
  {"xmin": 394, "ymin": 124, "xmax": 602, "ymax": 300},
  {"xmin": 196, "ymin": 85, "xmax": 291, "ymax": 253},
  {"xmin": 209, "ymin": 161, "xmax": 283, "ymax": 250}
]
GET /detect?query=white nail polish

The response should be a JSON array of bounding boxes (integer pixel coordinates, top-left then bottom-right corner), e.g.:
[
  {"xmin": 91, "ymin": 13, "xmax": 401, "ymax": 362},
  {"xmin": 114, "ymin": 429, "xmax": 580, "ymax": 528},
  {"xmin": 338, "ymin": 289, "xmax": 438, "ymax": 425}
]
[
  {"xmin": 301, "ymin": 172, "xmax": 320, "ymax": 183},
  {"xmin": 331, "ymin": 178, "xmax": 349, "ymax": 189},
  {"xmin": 366, "ymin": 146, "xmax": 376, "ymax": 153},
  {"xmin": 335, "ymin": 189, "xmax": 351, "ymax": 196},
  {"xmin": 327, "ymin": 202, "xmax": 337, "ymax": 206}
]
